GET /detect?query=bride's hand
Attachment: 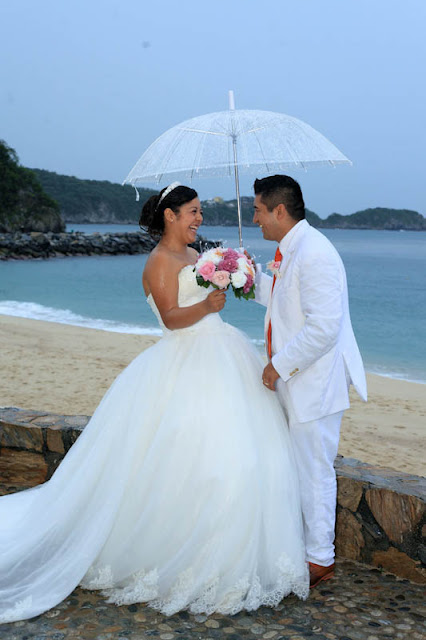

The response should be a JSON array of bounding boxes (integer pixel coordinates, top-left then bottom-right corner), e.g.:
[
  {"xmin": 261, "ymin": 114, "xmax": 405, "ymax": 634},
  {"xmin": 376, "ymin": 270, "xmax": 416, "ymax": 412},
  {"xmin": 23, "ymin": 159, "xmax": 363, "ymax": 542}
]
[{"xmin": 205, "ymin": 289, "xmax": 227, "ymax": 313}]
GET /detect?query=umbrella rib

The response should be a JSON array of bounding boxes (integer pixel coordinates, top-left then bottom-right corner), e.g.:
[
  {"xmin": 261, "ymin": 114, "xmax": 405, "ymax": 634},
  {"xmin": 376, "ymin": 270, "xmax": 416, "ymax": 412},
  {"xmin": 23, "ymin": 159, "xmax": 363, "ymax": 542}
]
[
  {"xmin": 157, "ymin": 130, "xmax": 189, "ymax": 180},
  {"xmin": 178, "ymin": 127, "xmax": 228, "ymax": 137},
  {"xmin": 243, "ymin": 125, "xmax": 270, "ymax": 135},
  {"xmin": 251, "ymin": 128, "xmax": 272, "ymax": 172},
  {"xmin": 291, "ymin": 120, "xmax": 341, "ymax": 167},
  {"xmin": 275, "ymin": 122, "xmax": 306, "ymax": 169}
]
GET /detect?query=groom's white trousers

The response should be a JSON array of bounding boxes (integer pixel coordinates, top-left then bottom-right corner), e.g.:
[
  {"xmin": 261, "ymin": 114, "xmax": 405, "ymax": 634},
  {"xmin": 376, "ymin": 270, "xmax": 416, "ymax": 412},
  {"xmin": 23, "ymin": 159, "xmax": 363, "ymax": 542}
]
[{"xmin": 277, "ymin": 387, "xmax": 343, "ymax": 566}]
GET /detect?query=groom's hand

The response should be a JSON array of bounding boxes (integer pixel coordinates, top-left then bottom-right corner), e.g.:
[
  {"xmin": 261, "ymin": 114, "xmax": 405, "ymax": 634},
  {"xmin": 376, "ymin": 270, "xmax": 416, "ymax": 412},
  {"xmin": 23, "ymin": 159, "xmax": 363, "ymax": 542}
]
[{"xmin": 262, "ymin": 362, "xmax": 280, "ymax": 391}]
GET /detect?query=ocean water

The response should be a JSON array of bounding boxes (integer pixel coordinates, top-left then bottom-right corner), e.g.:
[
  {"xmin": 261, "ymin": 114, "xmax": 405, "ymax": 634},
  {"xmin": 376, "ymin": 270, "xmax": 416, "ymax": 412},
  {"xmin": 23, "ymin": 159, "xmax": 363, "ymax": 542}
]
[{"xmin": 1, "ymin": 224, "xmax": 425, "ymax": 383}]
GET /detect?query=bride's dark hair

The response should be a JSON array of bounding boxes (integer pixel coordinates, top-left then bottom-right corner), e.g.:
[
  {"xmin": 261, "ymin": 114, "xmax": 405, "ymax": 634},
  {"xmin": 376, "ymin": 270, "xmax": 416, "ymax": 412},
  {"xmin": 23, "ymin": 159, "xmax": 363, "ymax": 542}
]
[{"xmin": 140, "ymin": 185, "xmax": 198, "ymax": 239}]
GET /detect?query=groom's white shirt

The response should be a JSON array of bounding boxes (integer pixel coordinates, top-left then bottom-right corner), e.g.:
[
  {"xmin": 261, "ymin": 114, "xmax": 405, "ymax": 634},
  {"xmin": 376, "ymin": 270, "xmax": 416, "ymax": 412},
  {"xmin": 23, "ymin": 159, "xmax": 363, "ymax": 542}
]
[{"xmin": 255, "ymin": 219, "xmax": 367, "ymax": 423}]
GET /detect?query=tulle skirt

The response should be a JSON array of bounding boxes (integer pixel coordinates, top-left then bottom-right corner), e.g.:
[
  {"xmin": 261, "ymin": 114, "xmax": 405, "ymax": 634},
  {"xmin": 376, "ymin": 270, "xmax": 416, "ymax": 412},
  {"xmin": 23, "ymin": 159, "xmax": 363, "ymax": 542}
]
[{"xmin": 0, "ymin": 320, "xmax": 308, "ymax": 622}]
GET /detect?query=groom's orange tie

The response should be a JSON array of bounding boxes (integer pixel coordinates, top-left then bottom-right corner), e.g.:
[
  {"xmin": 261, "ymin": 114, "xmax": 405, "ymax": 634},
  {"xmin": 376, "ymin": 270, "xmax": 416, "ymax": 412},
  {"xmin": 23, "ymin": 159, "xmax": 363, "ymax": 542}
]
[{"xmin": 267, "ymin": 247, "xmax": 283, "ymax": 360}]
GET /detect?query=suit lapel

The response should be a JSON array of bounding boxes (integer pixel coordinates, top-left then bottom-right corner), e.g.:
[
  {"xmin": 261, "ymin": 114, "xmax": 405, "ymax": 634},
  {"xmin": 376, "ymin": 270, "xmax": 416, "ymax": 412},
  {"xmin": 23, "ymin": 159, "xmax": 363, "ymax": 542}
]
[
  {"xmin": 265, "ymin": 220, "xmax": 310, "ymax": 348},
  {"xmin": 276, "ymin": 220, "xmax": 309, "ymax": 284}
]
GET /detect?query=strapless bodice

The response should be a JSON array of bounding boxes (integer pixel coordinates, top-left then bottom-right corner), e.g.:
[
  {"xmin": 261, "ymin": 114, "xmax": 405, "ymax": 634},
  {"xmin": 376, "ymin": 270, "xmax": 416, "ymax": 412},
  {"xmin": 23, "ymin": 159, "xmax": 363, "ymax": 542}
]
[{"xmin": 147, "ymin": 265, "xmax": 225, "ymax": 335}]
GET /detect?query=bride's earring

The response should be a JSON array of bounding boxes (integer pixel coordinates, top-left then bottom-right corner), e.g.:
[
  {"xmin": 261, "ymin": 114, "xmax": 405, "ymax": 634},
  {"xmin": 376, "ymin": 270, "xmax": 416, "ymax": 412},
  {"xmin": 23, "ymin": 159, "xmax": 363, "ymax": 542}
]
[{"xmin": 164, "ymin": 208, "xmax": 174, "ymax": 224}]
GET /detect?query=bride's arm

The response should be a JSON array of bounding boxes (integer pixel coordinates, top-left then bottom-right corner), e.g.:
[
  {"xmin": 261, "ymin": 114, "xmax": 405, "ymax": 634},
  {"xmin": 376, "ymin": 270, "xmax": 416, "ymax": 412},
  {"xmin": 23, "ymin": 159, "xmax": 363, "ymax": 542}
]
[{"xmin": 145, "ymin": 254, "xmax": 226, "ymax": 330}]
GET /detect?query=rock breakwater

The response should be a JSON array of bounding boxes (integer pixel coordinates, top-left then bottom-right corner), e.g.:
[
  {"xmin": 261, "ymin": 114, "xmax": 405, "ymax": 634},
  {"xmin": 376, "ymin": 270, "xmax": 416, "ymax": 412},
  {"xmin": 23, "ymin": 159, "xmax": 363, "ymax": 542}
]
[{"xmin": 0, "ymin": 231, "xmax": 218, "ymax": 260}]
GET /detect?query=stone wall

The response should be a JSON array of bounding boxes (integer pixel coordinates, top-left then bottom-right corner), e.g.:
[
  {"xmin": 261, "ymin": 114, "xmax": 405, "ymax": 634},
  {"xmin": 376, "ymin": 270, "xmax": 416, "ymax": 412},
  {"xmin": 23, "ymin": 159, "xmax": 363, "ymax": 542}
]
[
  {"xmin": 334, "ymin": 457, "xmax": 425, "ymax": 584},
  {"xmin": 0, "ymin": 231, "xmax": 218, "ymax": 260},
  {"xmin": 1, "ymin": 407, "xmax": 424, "ymax": 584}
]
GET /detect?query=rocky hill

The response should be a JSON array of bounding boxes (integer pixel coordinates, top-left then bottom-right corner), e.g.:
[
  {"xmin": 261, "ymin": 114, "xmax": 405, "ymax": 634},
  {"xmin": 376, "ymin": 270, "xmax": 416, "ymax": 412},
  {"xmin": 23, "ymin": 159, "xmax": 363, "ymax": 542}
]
[
  {"xmin": 32, "ymin": 169, "xmax": 322, "ymax": 227},
  {"xmin": 0, "ymin": 141, "xmax": 64, "ymax": 233},
  {"xmin": 23, "ymin": 167, "xmax": 426, "ymax": 231},
  {"xmin": 32, "ymin": 169, "xmax": 155, "ymax": 224},
  {"xmin": 323, "ymin": 208, "xmax": 426, "ymax": 230}
]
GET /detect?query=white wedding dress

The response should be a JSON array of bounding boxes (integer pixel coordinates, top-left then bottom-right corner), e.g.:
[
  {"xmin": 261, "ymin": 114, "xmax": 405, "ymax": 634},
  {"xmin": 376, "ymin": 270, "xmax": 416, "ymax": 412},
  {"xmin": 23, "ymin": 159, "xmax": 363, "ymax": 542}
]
[{"xmin": 0, "ymin": 265, "xmax": 309, "ymax": 623}]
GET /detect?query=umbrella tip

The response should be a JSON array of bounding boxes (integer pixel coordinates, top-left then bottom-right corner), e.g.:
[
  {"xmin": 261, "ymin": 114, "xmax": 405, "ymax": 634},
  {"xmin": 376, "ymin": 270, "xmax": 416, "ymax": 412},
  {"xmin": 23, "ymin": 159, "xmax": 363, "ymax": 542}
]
[{"xmin": 228, "ymin": 90, "xmax": 235, "ymax": 110}]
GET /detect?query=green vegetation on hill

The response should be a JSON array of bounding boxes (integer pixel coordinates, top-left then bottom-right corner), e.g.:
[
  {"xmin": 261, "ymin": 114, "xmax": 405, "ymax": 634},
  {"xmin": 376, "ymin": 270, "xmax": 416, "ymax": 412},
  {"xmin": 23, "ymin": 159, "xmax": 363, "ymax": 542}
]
[
  {"xmin": 33, "ymin": 169, "xmax": 156, "ymax": 224},
  {"xmin": 0, "ymin": 141, "xmax": 64, "ymax": 233},
  {"xmin": 323, "ymin": 208, "xmax": 426, "ymax": 230}
]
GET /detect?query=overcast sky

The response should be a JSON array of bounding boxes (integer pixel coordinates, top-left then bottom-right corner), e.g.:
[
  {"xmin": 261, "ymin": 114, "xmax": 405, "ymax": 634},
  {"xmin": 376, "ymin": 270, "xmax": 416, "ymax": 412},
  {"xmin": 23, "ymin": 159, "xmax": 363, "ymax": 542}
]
[{"xmin": 1, "ymin": 0, "xmax": 425, "ymax": 217}]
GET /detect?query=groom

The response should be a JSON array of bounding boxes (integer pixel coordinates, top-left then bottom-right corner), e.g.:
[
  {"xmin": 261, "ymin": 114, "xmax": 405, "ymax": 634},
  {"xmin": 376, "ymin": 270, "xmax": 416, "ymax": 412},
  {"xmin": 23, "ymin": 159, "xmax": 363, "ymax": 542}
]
[{"xmin": 252, "ymin": 175, "xmax": 367, "ymax": 588}]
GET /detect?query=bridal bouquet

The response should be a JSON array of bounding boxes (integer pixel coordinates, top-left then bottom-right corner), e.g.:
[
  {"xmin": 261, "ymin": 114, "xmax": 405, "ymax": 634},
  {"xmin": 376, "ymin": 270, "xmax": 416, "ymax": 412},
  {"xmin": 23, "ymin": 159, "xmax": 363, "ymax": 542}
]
[{"xmin": 194, "ymin": 247, "xmax": 255, "ymax": 300}]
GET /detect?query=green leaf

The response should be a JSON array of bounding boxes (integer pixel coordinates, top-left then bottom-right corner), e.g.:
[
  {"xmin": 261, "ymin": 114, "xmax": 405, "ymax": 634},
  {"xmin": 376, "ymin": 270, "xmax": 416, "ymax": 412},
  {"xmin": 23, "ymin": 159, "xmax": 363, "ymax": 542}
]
[{"xmin": 196, "ymin": 275, "xmax": 211, "ymax": 289}]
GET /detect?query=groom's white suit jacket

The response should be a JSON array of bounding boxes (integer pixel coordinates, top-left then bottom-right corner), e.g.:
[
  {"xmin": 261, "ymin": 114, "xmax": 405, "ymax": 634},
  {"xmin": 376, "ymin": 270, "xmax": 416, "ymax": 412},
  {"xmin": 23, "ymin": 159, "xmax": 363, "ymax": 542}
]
[{"xmin": 255, "ymin": 219, "xmax": 367, "ymax": 423}]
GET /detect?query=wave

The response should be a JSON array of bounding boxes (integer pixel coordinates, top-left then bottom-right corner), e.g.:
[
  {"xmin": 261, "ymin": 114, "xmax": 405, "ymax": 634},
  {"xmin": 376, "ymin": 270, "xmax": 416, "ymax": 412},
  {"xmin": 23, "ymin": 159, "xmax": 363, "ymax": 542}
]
[
  {"xmin": 0, "ymin": 301, "xmax": 163, "ymax": 337},
  {"xmin": 366, "ymin": 365, "xmax": 426, "ymax": 385}
]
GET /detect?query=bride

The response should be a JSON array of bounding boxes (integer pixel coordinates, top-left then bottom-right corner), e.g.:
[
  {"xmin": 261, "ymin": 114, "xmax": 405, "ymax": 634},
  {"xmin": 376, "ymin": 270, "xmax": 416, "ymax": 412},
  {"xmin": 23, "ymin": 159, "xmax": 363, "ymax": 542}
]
[{"xmin": 0, "ymin": 183, "xmax": 309, "ymax": 623}]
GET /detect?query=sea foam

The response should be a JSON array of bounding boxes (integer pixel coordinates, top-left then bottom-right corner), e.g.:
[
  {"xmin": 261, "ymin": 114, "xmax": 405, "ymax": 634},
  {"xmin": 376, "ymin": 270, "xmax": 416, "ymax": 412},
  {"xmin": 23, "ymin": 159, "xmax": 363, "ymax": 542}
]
[{"xmin": 0, "ymin": 301, "xmax": 163, "ymax": 336}]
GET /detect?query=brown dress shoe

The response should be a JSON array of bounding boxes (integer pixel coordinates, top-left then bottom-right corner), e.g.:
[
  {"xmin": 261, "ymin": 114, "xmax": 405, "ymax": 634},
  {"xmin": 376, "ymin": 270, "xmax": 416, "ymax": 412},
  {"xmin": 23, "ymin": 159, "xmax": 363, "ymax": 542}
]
[{"xmin": 309, "ymin": 562, "xmax": 335, "ymax": 588}]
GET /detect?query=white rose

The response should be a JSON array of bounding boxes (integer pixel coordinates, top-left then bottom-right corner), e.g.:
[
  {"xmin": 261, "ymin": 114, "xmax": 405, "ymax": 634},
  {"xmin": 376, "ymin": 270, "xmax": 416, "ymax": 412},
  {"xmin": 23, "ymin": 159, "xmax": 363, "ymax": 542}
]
[
  {"xmin": 201, "ymin": 248, "xmax": 223, "ymax": 265},
  {"xmin": 231, "ymin": 270, "xmax": 247, "ymax": 289},
  {"xmin": 237, "ymin": 256, "xmax": 255, "ymax": 277},
  {"xmin": 236, "ymin": 257, "xmax": 250, "ymax": 273}
]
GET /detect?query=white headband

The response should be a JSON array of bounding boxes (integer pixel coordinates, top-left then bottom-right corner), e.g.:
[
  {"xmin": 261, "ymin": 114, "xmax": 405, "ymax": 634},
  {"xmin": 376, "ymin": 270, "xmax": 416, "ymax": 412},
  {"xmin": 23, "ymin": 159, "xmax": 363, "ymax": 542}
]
[{"xmin": 156, "ymin": 181, "xmax": 181, "ymax": 209}]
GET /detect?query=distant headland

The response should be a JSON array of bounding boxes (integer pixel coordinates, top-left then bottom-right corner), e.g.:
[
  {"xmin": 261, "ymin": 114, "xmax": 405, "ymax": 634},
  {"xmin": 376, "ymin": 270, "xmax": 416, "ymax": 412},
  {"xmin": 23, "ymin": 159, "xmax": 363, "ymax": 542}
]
[
  {"xmin": 1, "ymin": 140, "xmax": 425, "ymax": 232},
  {"xmin": 32, "ymin": 168, "xmax": 426, "ymax": 231}
]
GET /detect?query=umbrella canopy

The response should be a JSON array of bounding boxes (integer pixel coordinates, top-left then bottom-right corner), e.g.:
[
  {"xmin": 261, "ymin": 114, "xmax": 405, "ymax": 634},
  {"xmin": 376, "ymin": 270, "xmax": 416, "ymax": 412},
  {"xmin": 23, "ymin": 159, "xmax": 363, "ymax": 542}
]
[
  {"xmin": 124, "ymin": 109, "xmax": 350, "ymax": 184},
  {"xmin": 123, "ymin": 93, "xmax": 351, "ymax": 247}
]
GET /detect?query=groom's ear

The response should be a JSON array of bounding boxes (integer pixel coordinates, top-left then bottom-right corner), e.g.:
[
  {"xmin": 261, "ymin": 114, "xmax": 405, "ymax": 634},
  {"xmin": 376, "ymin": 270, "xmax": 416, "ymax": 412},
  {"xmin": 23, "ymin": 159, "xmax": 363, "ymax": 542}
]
[{"xmin": 275, "ymin": 203, "xmax": 289, "ymax": 220}]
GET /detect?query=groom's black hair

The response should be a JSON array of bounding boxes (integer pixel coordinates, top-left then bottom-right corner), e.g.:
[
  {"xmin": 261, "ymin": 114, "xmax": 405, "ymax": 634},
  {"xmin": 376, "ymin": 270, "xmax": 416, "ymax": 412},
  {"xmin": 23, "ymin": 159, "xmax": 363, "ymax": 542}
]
[{"xmin": 253, "ymin": 175, "xmax": 305, "ymax": 221}]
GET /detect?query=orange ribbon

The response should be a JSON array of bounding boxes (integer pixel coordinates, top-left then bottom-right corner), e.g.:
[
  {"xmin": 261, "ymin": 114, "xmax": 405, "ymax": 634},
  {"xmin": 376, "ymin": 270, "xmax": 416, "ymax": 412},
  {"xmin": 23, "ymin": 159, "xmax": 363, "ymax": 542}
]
[{"xmin": 267, "ymin": 246, "xmax": 283, "ymax": 360}]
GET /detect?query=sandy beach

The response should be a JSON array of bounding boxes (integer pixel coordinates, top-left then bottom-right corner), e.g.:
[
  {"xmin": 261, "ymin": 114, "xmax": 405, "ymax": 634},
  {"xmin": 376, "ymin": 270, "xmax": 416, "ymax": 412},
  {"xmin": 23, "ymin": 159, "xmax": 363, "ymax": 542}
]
[{"xmin": 0, "ymin": 314, "xmax": 424, "ymax": 477}]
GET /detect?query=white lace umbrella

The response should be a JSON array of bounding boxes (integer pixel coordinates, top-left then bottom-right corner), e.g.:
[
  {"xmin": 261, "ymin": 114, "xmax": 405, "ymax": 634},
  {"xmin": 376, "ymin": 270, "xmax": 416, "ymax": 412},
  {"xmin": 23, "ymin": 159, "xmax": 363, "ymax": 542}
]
[{"xmin": 123, "ymin": 91, "xmax": 351, "ymax": 247}]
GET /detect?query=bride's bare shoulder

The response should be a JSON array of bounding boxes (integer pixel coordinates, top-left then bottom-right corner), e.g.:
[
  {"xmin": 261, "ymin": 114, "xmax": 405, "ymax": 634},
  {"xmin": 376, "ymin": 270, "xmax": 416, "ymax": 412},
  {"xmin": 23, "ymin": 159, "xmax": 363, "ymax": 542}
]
[
  {"xmin": 143, "ymin": 248, "xmax": 182, "ymax": 296},
  {"xmin": 187, "ymin": 246, "xmax": 199, "ymax": 261}
]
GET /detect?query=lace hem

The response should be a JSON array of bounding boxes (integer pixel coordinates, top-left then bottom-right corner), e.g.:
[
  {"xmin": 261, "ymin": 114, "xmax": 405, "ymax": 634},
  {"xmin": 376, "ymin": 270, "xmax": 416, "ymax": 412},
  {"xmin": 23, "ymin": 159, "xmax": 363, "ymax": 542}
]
[
  {"xmin": 80, "ymin": 552, "xmax": 309, "ymax": 616},
  {"xmin": 0, "ymin": 596, "xmax": 33, "ymax": 624}
]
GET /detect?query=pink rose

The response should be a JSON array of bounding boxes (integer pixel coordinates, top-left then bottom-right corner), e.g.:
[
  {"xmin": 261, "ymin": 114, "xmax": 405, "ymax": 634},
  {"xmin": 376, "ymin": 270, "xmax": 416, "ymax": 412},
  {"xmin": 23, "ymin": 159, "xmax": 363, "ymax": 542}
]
[
  {"xmin": 197, "ymin": 261, "xmax": 216, "ymax": 281},
  {"xmin": 224, "ymin": 248, "xmax": 240, "ymax": 261},
  {"xmin": 211, "ymin": 270, "xmax": 230, "ymax": 289},
  {"xmin": 217, "ymin": 257, "xmax": 239, "ymax": 273},
  {"xmin": 243, "ymin": 274, "xmax": 254, "ymax": 294}
]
